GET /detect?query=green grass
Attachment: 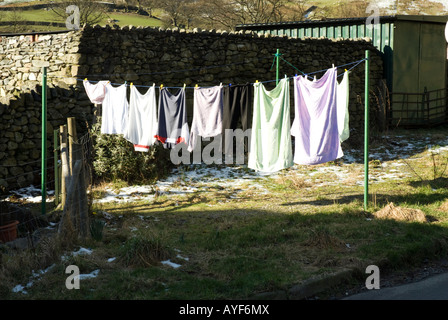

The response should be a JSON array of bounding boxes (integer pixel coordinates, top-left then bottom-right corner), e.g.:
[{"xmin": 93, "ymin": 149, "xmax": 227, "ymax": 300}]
[
  {"xmin": 8, "ymin": 9, "xmax": 64, "ymax": 23},
  {"xmin": 3, "ymin": 138, "xmax": 448, "ymax": 300},
  {"xmin": 0, "ymin": 7, "xmax": 163, "ymax": 33},
  {"xmin": 3, "ymin": 128, "xmax": 448, "ymax": 300},
  {"xmin": 103, "ymin": 12, "xmax": 162, "ymax": 28}
]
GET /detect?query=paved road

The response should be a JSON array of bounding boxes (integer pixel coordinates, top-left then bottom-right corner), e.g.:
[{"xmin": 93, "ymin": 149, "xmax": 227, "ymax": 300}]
[{"xmin": 342, "ymin": 272, "xmax": 448, "ymax": 300}]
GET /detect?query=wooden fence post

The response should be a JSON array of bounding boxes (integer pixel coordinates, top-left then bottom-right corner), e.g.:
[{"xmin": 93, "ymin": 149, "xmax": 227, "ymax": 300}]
[
  {"xmin": 58, "ymin": 117, "xmax": 89, "ymax": 239},
  {"xmin": 54, "ymin": 129, "xmax": 60, "ymax": 206},
  {"xmin": 59, "ymin": 125, "xmax": 69, "ymax": 209},
  {"xmin": 72, "ymin": 142, "xmax": 89, "ymax": 239},
  {"xmin": 67, "ymin": 117, "xmax": 78, "ymax": 174},
  {"xmin": 58, "ymin": 159, "xmax": 82, "ymax": 235}
]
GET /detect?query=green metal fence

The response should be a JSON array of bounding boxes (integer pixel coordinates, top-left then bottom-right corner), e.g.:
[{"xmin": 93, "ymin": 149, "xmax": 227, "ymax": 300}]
[{"xmin": 390, "ymin": 87, "xmax": 448, "ymax": 127}]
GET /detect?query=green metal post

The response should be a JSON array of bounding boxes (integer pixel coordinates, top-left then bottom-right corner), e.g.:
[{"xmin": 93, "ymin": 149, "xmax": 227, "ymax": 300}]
[
  {"xmin": 41, "ymin": 66, "xmax": 47, "ymax": 215},
  {"xmin": 54, "ymin": 129, "xmax": 59, "ymax": 207},
  {"xmin": 364, "ymin": 50, "xmax": 370, "ymax": 211},
  {"xmin": 276, "ymin": 48, "xmax": 280, "ymax": 85}
]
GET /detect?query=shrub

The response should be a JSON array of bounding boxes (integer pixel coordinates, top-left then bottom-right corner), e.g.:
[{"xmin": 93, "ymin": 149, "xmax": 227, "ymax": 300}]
[{"xmin": 90, "ymin": 118, "xmax": 174, "ymax": 184}]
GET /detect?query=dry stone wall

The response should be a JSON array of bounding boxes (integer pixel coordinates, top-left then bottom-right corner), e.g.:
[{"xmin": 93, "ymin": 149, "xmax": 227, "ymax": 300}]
[
  {"xmin": 0, "ymin": 31, "xmax": 92, "ymax": 192},
  {"xmin": 0, "ymin": 25, "xmax": 383, "ymax": 192}
]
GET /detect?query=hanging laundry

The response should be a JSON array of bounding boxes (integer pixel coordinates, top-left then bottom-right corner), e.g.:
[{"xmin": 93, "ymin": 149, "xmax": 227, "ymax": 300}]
[
  {"xmin": 222, "ymin": 83, "xmax": 252, "ymax": 155},
  {"xmin": 155, "ymin": 86, "xmax": 190, "ymax": 149},
  {"xmin": 222, "ymin": 83, "xmax": 252, "ymax": 131},
  {"xmin": 291, "ymin": 67, "xmax": 343, "ymax": 165},
  {"xmin": 101, "ymin": 83, "xmax": 129, "ymax": 135},
  {"xmin": 123, "ymin": 84, "xmax": 158, "ymax": 152},
  {"xmin": 188, "ymin": 85, "xmax": 223, "ymax": 153},
  {"xmin": 83, "ymin": 79, "xmax": 109, "ymax": 104},
  {"xmin": 337, "ymin": 70, "xmax": 350, "ymax": 143},
  {"xmin": 248, "ymin": 78, "xmax": 293, "ymax": 173}
]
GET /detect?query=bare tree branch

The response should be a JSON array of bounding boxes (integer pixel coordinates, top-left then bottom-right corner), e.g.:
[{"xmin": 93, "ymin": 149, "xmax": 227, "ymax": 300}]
[{"xmin": 49, "ymin": 0, "xmax": 109, "ymax": 26}]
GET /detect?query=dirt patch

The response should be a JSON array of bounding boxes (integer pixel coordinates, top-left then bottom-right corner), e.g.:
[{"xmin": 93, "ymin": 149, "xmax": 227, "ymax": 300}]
[
  {"xmin": 438, "ymin": 200, "xmax": 448, "ymax": 213},
  {"xmin": 372, "ymin": 202, "xmax": 427, "ymax": 223}
]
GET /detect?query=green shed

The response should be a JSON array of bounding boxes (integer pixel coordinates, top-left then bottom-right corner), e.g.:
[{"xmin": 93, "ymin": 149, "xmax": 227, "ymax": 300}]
[{"xmin": 236, "ymin": 15, "xmax": 448, "ymax": 126}]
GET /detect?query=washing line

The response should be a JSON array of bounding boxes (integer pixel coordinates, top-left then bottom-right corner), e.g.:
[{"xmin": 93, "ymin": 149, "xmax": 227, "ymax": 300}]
[
  {"xmin": 38, "ymin": 51, "xmax": 372, "ymax": 214},
  {"xmin": 279, "ymin": 56, "xmax": 368, "ymax": 79},
  {"xmin": 47, "ymin": 56, "xmax": 367, "ymax": 90}
]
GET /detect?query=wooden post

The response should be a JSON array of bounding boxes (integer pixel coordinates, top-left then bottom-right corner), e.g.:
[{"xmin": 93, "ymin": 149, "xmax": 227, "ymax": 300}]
[
  {"xmin": 59, "ymin": 125, "xmax": 70, "ymax": 209},
  {"xmin": 58, "ymin": 159, "xmax": 82, "ymax": 235},
  {"xmin": 364, "ymin": 50, "xmax": 370, "ymax": 211},
  {"xmin": 41, "ymin": 66, "xmax": 47, "ymax": 215},
  {"xmin": 58, "ymin": 116, "xmax": 89, "ymax": 239},
  {"xmin": 67, "ymin": 117, "xmax": 78, "ymax": 174},
  {"xmin": 53, "ymin": 129, "xmax": 60, "ymax": 206},
  {"xmin": 73, "ymin": 142, "xmax": 89, "ymax": 239}
]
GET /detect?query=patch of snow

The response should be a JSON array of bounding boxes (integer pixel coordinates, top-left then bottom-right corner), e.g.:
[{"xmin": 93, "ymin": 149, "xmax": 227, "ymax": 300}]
[
  {"xmin": 78, "ymin": 269, "xmax": 100, "ymax": 280},
  {"xmin": 176, "ymin": 254, "xmax": 189, "ymax": 261},
  {"xmin": 5, "ymin": 185, "xmax": 54, "ymax": 203},
  {"xmin": 12, "ymin": 284, "xmax": 27, "ymax": 294},
  {"xmin": 11, "ymin": 264, "xmax": 56, "ymax": 295},
  {"xmin": 61, "ymin": 247, "xmax": 93, "ymax": 261},
  {"xmin": 161, "ymin": 260, "xmax": 182, "ymax": 269}
]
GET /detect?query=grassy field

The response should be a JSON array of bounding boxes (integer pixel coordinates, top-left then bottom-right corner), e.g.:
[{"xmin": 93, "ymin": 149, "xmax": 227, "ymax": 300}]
[
  {"xmin": 1, "ymin": 127, "xmax": 448, "ymax": 300},
  {"xmin": 0, "ymin": 0, "xmax": 446, "ymax": 33},
  {"xmin": 0, "ymin": 6, "xmax": 163, "ymax": 33},
  {"xmin": 8, "ymin": 8, "xmax": 163, "ymax": 27}
]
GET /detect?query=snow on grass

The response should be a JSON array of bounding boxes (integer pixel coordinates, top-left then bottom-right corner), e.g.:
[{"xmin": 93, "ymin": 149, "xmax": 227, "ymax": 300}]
[
  {"xmin": 5, "ymin": 184, "xmax": 54, "ymax": 203},
  {"xmin": 12, "ymin": 247, "xmax": 99, "ymax": 294},
  {"xmin": 93, "ymin": 164, "xmax": 270, "ymax": 204},
  {"xmin": 61, "ymin": 246, "xmax": 93, "ymax": 261},
  {"xmin": 78, "ymin": 269, "xmax": 100, "ymax": 280},
  {"xmin": 161, "ymin": 260, "xmax": 182, "ymax": 269},
  {"xmin": 5, "ymin": 134, "xmax": 448, "ymax": 204},
  {"xmin": 12, "ymin": 264, "xmax": 56, "ymax": 294}
]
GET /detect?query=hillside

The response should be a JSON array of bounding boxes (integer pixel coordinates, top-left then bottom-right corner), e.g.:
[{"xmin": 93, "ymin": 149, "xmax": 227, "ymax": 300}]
[
  {"xmin": 0, "ymin": 0, "xmax": 446, "ymax": 34},
  {"xmin": 0, "ymin": 0, "xmax": 163, "ymax": 33}
]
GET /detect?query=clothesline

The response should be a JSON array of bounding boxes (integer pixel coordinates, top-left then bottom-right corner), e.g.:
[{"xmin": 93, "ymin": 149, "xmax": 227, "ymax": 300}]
[
  {"xmin": 87, "ymin": 66, "xmax": 351, "ymax": 170},
  {"xmin": 280, "ymin": 57, "xmax": 367, "ymax": 79},
  {"xmin": 48, "ymin": 57, "xmax": 367, "ymax": 90}
]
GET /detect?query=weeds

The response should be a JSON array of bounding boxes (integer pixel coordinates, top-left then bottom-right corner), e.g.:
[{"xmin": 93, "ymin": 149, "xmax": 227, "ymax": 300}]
[
  {"xmin": 119, "ymin": 230, "xmax": 171, "ymax": 268},
  {"xmin": 402, "ymin": 147, "xmax": 448, "ymax": 184},
  {"xmin": 305, "ymin": 226, "xmax": 345, "ymax": 250}
]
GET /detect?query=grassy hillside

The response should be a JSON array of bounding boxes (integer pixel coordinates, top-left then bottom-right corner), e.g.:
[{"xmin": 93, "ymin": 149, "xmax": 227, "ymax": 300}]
[
  {"xmin": 0, "ymin": 3, "xmax": 163, "ymax": 33},
  {"xmin": 0, "ymin": 0, "xmax": 446, "ymax": 33}
]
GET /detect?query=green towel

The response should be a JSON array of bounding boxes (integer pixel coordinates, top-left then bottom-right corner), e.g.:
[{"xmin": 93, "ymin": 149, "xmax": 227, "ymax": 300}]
[{"xmin": 248, "ymin": 78, "xmax": 293, "ymax": 173}]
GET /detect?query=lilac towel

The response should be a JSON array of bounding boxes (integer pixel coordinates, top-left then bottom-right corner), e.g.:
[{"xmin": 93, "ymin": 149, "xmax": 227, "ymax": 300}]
[{"xmin": 291, "ymin": 67, "xmax": 343, "ymax": 165}]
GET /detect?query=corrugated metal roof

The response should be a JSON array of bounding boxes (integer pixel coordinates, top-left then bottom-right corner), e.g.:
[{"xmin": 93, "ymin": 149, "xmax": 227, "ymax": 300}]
[{"xmin": 235, "ymin": 15, "xmax": 448, "ymax": 30}]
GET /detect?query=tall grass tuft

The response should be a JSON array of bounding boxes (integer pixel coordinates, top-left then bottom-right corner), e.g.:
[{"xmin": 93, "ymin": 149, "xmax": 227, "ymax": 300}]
[{"xmin": 120, "ymin": 230, "xmax": 171, "ymax": 268}]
